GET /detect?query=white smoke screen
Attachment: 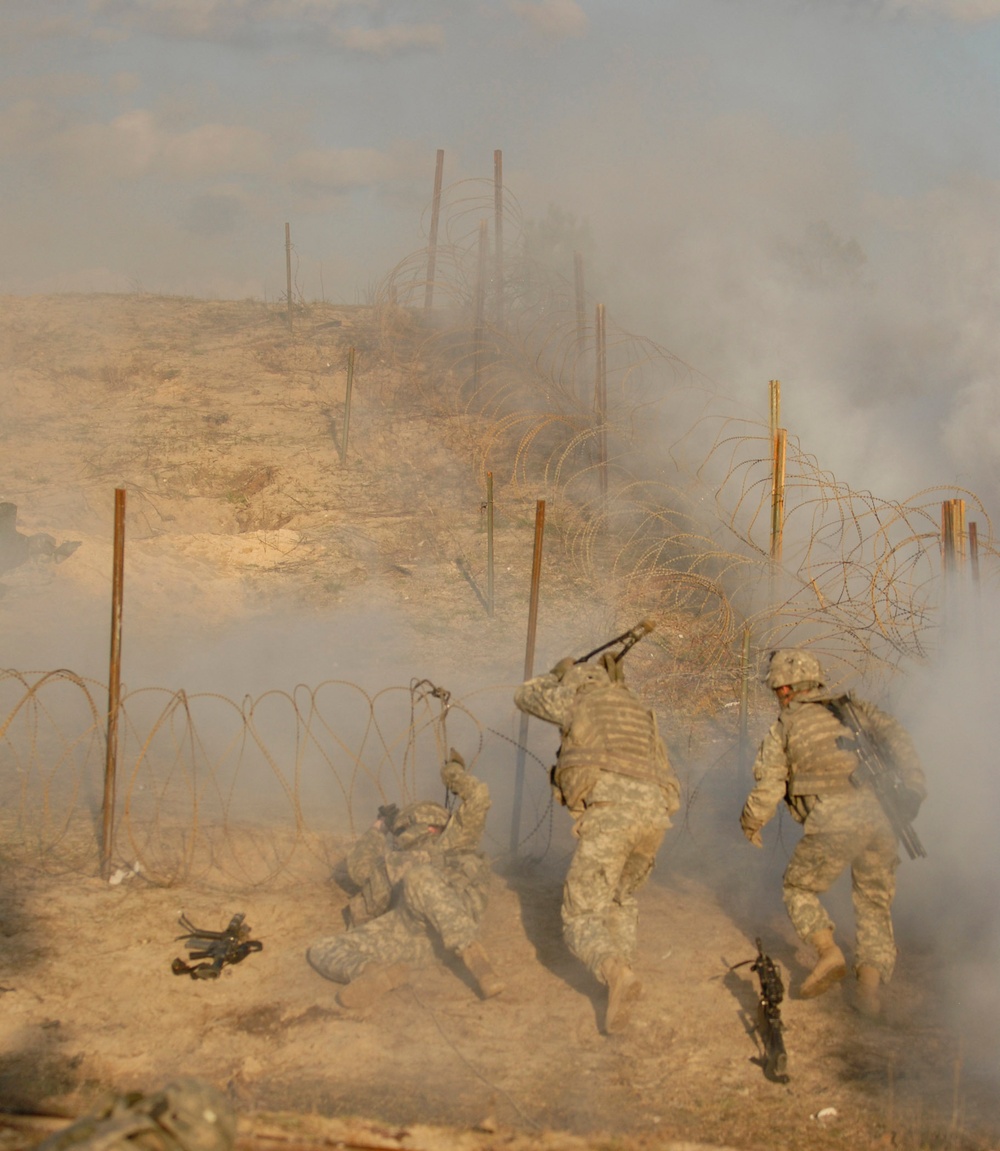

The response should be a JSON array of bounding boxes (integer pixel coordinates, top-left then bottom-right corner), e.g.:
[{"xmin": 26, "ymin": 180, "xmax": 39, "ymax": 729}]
[{"xmin": 896, "ymin": 585, "xmax": 1000, "ymax": 1079}]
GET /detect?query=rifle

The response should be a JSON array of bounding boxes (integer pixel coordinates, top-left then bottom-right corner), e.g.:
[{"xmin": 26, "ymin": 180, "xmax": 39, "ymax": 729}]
[
  {"xmin": 732, "ymin": 938, "xmax": 789, "ymax": 1083},
  {"xmin": 171, "ymin": 912, "xmax": 263, "ymax": 980},
  {"xmin": 827, "ymin": 695, "xmax": 927, "ymax": 861},
  {"xmin": 576, "ymin": 619, "xmax": 656, "ymax": 666}
]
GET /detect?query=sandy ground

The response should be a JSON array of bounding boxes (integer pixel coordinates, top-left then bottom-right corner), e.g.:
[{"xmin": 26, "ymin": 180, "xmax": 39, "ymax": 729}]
[
  {"xmin": 0, "ymin": 811, "xmax": 996, "ymax": 1151},
  {"xmin": 1, "ymin": 294, "xmax": 997, "ymax": 1151}
]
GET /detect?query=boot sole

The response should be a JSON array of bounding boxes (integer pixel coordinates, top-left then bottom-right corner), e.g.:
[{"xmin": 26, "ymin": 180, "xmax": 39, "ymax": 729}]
[{"xmin": 799, "ymin": 962, "xmax": 847, "ymax": 999}]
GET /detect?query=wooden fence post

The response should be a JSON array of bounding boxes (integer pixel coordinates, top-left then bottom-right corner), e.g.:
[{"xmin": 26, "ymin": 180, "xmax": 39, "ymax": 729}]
[
  {"xmin": 738, "ymin": 625, "xmax": 751, "ymax": 783},
  {"xmin": 101, "ymin": 487, "xmax": 126, "ymax": 880},
  {"xmin": 424, "ymin": 150, "xmax": 444, "ymax": 313},
  {"xmin": 340, "ymin": 347, "xmax": 355, "ymax": 465},
  {"xmin": 770, "ymin": 428, "xmax": 787, "ymax": 564},
  {"xmin": 285, "ymin": 223, "xmax": 293, "ymax": 332},
  {"xmin": 494, "ymin": 149, "xmax": 505, "ymax": 329},
  {"xmin": 595, "ymin": 303, "xmax": 607, "ymax": 504},
  {"xmin": 473, "ymin": 219, "xmax": 488, "ymax": 391},
  {"xmin": 574, "ymin": 252, "xmax": 587, "ymax": 403},
  {"xmin": 510, "ymin": 499, "xmax": 546, "ymax": 854},
  {"xmin": 486, "ymin": 472, "xmax": 495, "ymax": 617}
]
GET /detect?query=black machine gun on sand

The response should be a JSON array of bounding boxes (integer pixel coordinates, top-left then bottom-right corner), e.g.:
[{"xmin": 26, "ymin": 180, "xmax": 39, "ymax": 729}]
[
  {"xmin": 731, "ymin": 938, "xmax": 790, "ymax": 1084},
  {"xmin": 575, "ymin": 619, "xmax": 656, "ymax": 668},
  {"xmin": 826, "ymin": 695, "xmax": 927, "ymax": 862},
  {"xmin": 171, "ymin": 912, "xmax": 263, "ymax": 979}
]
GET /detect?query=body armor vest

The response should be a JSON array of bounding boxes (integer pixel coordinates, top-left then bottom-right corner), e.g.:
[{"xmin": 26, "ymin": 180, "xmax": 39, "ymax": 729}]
[
  {"xmin": 554, "ymin": 683, "xmax": 672, "ymax": 807},
  {"xmin": 780, "ymin": 696, "xmax": 858, "ymax": 796}
]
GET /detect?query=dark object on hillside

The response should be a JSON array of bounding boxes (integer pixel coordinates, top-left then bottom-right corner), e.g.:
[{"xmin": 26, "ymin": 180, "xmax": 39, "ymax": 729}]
[
  {"xmin": 29, "ymin": 1077, "xmax": 236, "ymax": 1151},
  {"xmin": 0, "ymin": 502, "xmax": 81, "ymax": 574},
  {"xmin": 731, "ymin": 938, "xmax": 790, "ymax": 1083},
  {"xmin": 171, "ymin": 913, "xmax": 263, "ymax": 980}
]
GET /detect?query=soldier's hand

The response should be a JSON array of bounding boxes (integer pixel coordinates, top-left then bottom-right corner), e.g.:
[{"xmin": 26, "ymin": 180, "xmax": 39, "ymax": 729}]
[
  {"xmin": 441, "ymin": 752, "xmax": 466, "ymax": 791},
  {"xmin": 551, "ymin": 656, "xmax": 576, "ymax": 679},
  {"xmin": 376, "ymin": 802, "xmax": 399, "ymax": 831},
  {"xmin": 740, "ymin": 809, "xmax": 764, "ymax": 848}
]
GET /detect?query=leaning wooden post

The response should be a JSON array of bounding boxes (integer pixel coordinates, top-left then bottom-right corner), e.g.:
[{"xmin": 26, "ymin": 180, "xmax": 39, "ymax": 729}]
[
  {"xmin": 738, "ymin": 625, "xmax": 751, "ymax": 783},
  {"xmin": 424, "ymin": 149, "xmax": 444, "ymax": 313},
  {"xmin": 340, "ymin": 346, "xmax": 355, "ymax": 466},
  {"xmin": 486, "ymin": 471, "xmax": 495, "ymax": 617},
  {"xmin": 493, "ymin": 149, "xmax": 505, "ymax": 329},
  {"xmin": 595, "ymin": 303, "xmax": 608, "ymax": 503},
  {"xmin": 285, "ymin": 223, "xmax": 293, "ymax": 332},
  {"xmin": 510, "ymin": 499, "xmax": 546, "ymax": 854},
  {"xmin": 101, "ymin": 487, "xmax": 126, "ymax": 880}
]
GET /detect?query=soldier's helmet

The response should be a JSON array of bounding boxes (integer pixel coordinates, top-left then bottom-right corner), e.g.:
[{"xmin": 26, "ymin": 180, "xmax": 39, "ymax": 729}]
[
  {"xmin": 561, "ymin": 661, "xmax": 613, "ymax": 694},
  {"xmin": 765, "ymin": 648, "xmax": 824, "ymax": 691},
  {"xmin": 391, "ymin": 800, "xmax": 450, "ymax": 849}
]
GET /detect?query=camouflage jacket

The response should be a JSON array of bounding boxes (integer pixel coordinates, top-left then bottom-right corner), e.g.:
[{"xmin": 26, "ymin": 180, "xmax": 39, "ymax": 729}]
[
  {"xmin": 743, "ymin": 689, "xmax": 927, "ymax": 827},
  {"xmin": 515, "ymin": 665, "xmax": 679, "ymax": 815},
  {"xmin": 345, "ymin": 770, "xmax": 492, "ymax": 925}
]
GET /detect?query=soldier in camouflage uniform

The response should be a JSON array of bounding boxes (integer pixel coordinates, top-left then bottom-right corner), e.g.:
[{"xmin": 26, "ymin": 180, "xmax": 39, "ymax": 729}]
[
  {"xmin": 306, "ymin": 749, "xmax": 504, "ymax": 1010},
  {"xmin": 740, "ymin": 649, "xmax": 927, "ymax": 1017},
  {"xmin": 515, "ymin": 652, "xmax": 680, "ymax": 1034},
  {"xmin": 32, "ymin": 1078, "xmax": 235, "ymax": 1151}
]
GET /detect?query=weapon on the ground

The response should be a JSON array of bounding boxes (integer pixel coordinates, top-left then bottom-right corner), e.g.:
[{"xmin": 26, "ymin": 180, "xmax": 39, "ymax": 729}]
[
  {"xmin": 171, "ymin": 912, "xmax": 263, "ymax": 979},
  {"xmin": 576, "ymin": 619, "xmax": 656, "ymax": 666},
  {"xmin": 731, "ymin": 938, "xmax": 789, "ymax": 1083},
  {"xmin": 828, "ymin": 695, "xmax": 927, "ymax": 861}
]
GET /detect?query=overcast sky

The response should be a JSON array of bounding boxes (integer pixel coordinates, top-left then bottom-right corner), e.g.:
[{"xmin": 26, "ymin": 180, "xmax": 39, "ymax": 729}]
[{"xmin": 3, "ymin": 0, "xmax": 1000, "ymax": 512}]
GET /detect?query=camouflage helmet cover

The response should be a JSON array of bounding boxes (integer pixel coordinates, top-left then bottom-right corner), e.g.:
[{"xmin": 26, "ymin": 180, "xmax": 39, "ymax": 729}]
[
  {"xmin": 559, "ymin": 661, "xmax": 612, "ymax": 694},
  {"xmin": 765, "ymin": 648, "xmax": 824, "ymax": 690},
  {"xmin": 391, "ymin": 800, "xmax": 449, "ymax": 849}
]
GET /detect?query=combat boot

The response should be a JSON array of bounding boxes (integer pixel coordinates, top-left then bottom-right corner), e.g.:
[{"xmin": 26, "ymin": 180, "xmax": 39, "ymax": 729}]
[
  {"xmin": 855, "ymin": 965, "xmax": 882, "ymax": 1018},
  {"xmin": 799, "ymin": 929, "xmax": 847, "ymax": 998},
  {"xmin": 459, "ymin": 941, "xmax": 505, "ymax": 998},
  {"xmin": 335, "ymin": 962, "xmax": 409, "ymax": 1010},
  {"xmin": 600, "ymin": 957, "xmax": 642, "ymax": 1034}
]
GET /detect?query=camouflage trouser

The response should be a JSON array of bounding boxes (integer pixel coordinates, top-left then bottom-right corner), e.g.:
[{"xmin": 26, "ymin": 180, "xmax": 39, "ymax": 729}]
[
  {"xmin": 783, "ymin": 789, "xmax": 900, "ymax": 982},
  {"xmin": 562, "ymin": 775, "xmax": 672, "ymax": 980},
  {"xmin": 307, "ymin": 858, "xmax": 491, "ymax": 983}
]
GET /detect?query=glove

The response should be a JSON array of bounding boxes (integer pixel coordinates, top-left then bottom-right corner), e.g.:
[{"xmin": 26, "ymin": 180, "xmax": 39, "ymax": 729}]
[
  {"xmin": 376, "ymin": 802, "xmax": 399, "ymax": 831},
  {"xmin": 897, "ymin": 785, "xmax": 924, "ymax": 823},
  {"xmin": 441, "ymin": 749, "xmax": 466, "ymax": 791},
  {"xmin": 740, "ymin": 808, "xmax": 764, "ymax": 848},
  {"xmin": 550, "ymin": 656, "xmax": 576, "ymax": 680}
]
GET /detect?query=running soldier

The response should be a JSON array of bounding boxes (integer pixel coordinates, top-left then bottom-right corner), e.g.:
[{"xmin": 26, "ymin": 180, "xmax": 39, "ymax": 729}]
[
  {"xmin": 307, "ymin": 749, "xmax": 504, "ymax": 1009},
  {"xmin": 515, "ymin": 649, "xmax": 680, "ymax": 1034},
  {"xmin": 740, "ymin": 649, "xmax": 927, "ymax": 1017}
]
